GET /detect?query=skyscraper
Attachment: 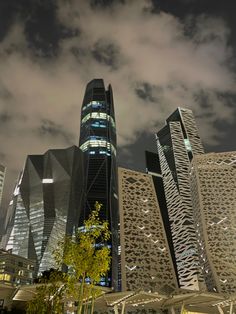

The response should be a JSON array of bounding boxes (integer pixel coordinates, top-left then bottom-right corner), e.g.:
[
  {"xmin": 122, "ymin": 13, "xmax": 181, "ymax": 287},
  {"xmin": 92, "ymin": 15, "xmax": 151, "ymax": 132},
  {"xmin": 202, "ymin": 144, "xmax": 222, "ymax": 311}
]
[
  {"xmin": 145, "ymin": 151, "xmax": 179, "ymax": 285},
  {"xmin": 118, "ymin": 167, "xmax": 178, "ymax": 293},
  {"xmin": 0, "ymin": 164, "xmax": 6, "ymax": 208},
  {"xmin": 79, "ymin": 79, "xmax": 119, "ymax": 290},
  {"xmin": 5, "ymin": 146, "xmax": 84, "ymax": 274},
  {"xmin": 190, "ymin": 152, "xmax": 236, "ymax": 294},
  {"xmin": 156, "ymin": 107, "xmax": 205, "ymax": 290},
  {"xmin": 3, "ymin": 79, "xmax": 119, "ymax": 287}
]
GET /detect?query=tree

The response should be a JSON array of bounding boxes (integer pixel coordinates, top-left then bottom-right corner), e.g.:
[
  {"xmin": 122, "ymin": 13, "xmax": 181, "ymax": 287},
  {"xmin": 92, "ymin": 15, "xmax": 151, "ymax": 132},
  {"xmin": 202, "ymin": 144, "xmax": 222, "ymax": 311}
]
[
  {"xmin": 27, "ymin": 202, "xmax": 111, "ymax": 314},
  {"xmin": 56, "ymin": 201, "xmax": 111, "ymax": 314},
  {"xmin": 26, "ymin": 270, "xmax": 66, "ymax": 314}
]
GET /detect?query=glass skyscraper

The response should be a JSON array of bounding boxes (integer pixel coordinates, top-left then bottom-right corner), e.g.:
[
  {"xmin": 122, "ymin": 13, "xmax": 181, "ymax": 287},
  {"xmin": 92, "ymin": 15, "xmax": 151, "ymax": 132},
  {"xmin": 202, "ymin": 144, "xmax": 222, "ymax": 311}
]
[
  {"xmin": 3, "ymin": 79, "xmax": 119, "ymax": 289},
  {"xmin": 4, "ymin": 146, "xmax": 84, "ymax": 274},
  {"xmin": 79, "ymin": 79, "xmax": 119, "ymax": 290}
]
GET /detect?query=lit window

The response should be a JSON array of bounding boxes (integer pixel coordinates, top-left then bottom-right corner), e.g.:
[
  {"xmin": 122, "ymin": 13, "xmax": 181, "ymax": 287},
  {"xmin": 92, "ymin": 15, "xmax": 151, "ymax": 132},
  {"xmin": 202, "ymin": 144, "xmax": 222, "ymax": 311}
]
[
  {"xmin": 42, "ymin": 178, "xmax": 53, "ymax": 184},
  {"xmin": 81, "ymin": 112, "xmax": 115, "ymax": 128},
  {"xmin": 82, "ymin": 101, "xmax": 105, "ymax": 111},
  {"xmin": 0, "ymin": 274, "xmax": 11, "ymax": 281},
  {"xmin": 80, "ymin": 140, "xmax": 116, "ymax": 155},
  {"xmin": 184, "ymin": 138, "xmax": 192, "ymax": 152},
  {"xmin": 13, "ymin": 186, "xmax": 20, "ymax": 196}
]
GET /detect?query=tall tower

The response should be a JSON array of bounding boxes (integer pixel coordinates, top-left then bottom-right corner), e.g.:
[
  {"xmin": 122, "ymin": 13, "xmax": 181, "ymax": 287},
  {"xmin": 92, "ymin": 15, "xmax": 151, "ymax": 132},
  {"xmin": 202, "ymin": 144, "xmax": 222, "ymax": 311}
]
[
  {"xmin": 79, "ymin": 79, "xmax": 119, "ymax": 290},
  {"xmin": 156, "ymin": 107, "xmax": 205, "ymax": 290},
  {"xmin": 0, "ymin": 164, "xmax": 6, "ymax": 208},
  {"xmin": 190, "ymin": 152, "xmax": 236, "ymax": 294},
  {"xmin": 118, "ymin": 167, "xmax": 178, "ymax": 294}
]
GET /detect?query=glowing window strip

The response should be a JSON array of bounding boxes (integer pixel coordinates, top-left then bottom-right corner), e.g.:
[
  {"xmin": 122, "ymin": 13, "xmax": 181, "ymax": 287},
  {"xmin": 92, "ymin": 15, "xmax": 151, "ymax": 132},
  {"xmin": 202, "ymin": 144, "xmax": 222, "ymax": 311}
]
[
  {"xmin": 81, "ymin": 112, "xmax": 115, "ymax": 128},
  {"xmin": 80, "ymin": 140, "xmax": 116, "ymax": 155},
  {"xmin": 82, "ymin": 101, "xmax": 105, "ymax": 111}
]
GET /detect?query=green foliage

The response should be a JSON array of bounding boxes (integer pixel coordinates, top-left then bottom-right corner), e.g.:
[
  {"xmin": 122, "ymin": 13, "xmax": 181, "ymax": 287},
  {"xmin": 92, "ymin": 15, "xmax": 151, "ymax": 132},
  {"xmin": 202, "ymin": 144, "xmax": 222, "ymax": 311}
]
[
  {"xmin": 27, "ymin": 202, "xmax": 111, "ymax": 314},
  {"xmin": 26, "ymin": 271, "xmax": 66, "ymax": 314},
  {"xmin": 60, "ymin": 202, "xmax": 111, "ymax": 313}
]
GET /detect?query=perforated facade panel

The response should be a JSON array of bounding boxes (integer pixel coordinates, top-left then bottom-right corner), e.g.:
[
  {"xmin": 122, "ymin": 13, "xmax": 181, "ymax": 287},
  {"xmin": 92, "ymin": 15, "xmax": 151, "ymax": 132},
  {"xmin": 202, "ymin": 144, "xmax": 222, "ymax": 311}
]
[
  {"xmin": 156, "ymin": 107, "xmax": 205, "ymax": 290},
  {"xmin": 118, "ymin": 167, "xmax": 178, "ymax": 293},
  {"xmin": 190, "ymin": 152, "xmax": 236, "ymax": 294}
]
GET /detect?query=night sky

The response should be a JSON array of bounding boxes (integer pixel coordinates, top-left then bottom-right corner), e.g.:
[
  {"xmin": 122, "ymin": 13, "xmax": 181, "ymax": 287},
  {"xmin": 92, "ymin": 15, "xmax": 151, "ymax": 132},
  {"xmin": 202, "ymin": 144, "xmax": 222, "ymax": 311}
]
[{"xmin": 0, "ymin": 0, "xmax": 236, "ymax": 228}]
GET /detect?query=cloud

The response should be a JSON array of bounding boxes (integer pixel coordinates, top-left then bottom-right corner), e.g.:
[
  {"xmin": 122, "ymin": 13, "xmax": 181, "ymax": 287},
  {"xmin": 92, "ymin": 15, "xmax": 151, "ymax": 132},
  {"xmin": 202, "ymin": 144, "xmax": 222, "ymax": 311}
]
[
  {"xmin": 38, "ymin": 119, "xmax": 75, "ymax": 144},
  {"xmin": 0, "ymin": 0, "xmax": 236, "ymax": 210}
]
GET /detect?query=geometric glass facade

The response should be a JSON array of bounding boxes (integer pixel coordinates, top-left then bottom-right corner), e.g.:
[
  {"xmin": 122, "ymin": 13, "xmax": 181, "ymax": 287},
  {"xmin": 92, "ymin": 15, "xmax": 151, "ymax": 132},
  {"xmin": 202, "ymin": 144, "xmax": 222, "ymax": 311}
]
[
  {"xmin": 190, "ymin": 152, "xmax": 236, "ymax": 294},
  {"xmin": 79, "ymin": 79, "xmax": 119, "ymax": 291},
  {"xmin": 4, "ymin": 146, "xmax": 84, "ymax": 274},
  {"xmin": 156, "ymin": 107, "xmax": 205, "ymax": 290}
]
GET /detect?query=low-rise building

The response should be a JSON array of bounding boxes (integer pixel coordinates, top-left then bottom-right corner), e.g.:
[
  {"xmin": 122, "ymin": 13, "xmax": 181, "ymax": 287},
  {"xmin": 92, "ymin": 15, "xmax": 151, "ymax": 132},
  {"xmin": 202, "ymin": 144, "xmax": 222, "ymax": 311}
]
[{"xmin": 0, "ymin": 249, "xmax": 35, "ymax": 285}]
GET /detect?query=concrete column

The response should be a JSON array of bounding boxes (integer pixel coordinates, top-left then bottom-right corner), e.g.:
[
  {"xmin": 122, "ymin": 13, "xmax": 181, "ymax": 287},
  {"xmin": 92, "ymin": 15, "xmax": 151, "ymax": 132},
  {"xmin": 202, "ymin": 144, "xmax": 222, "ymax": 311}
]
[
  {"xmin": 217, "ymin": 305, "xmax": 225, "ymax": 314},
  {"xmin": 170, "ymin": 306, "xmax": 176, "ymax": 314},
  {"xmin": 121, "ymin": 301, "xmax": 126, "ymax": 314},
  {"xmin": 114, "ymin": 304, "xmax": 119, "ymax": 314}
]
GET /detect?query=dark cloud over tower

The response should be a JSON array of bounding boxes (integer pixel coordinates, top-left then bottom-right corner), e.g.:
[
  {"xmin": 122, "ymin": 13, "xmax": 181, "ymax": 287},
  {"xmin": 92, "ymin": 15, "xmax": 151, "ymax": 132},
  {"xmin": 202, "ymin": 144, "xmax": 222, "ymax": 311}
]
[{"xmin": 0, "ymin": 0, "xmax": 236, "ymax": 225}]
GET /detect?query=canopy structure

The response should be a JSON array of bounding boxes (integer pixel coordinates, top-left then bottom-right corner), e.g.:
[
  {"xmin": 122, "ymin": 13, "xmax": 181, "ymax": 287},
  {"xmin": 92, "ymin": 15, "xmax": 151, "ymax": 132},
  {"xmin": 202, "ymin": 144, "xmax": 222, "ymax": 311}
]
[
  {"xmin": 93, "ymin": 290, "xmax": 236, "ymax": 314},
  {"xmin": 10, "ymin": 284, "xmax": 236, "ymax": 313}
]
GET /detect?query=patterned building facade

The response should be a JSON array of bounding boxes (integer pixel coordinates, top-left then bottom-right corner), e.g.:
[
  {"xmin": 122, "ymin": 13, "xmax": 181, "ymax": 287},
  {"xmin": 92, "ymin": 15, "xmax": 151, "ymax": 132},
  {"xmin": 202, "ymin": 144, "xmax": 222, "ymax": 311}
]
[
  {"xmin": 190, "ymin": 152, "xmax": 236, "ymax": 294},
  {"xmin": 4, "ymin": 146, "xmax": 84, "ymax": 274},
  {"xmin": 118, "ymin": 167, "xmax": 178, "ymax": 293},
  {"xmin": 0, "ymin": 164, "xmax": 6, "ymax": 208},
  {"xmin": 156, "ymin": 107, "xmax": 205, "ymax": 290}
]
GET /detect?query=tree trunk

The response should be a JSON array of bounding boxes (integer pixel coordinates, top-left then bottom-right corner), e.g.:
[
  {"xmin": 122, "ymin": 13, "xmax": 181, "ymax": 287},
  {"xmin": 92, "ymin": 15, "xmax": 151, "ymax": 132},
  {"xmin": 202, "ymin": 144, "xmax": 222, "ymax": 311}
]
[{"xmin": 77, "ymin": 275, "xmax": 86, "ymax": 314}]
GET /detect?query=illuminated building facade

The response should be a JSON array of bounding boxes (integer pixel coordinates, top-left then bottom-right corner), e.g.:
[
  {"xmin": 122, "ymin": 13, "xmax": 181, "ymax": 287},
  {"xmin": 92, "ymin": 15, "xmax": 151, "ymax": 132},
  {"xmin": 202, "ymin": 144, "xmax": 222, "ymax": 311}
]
[
  {"xmin": 0, "ymin": 249, "xmax": 35, "ymax": 285},
  {"xmin": 0, "ymin": 164, "xmax": 6, "ymax": 207},
  {"xmin": 145, "ymin": 151, "xmax": 179, "ymax": 284},
  {"xmin": 190, "ymin": 152, "xmax": 236, "ymax": 294},
  {"xmin": 118, "ymin": 167, "xmax": 178, "ymax": 293},
  {"xmin": 156, "ymin": 107, "xmax": 205, "ymax": 290},
  {"xmin": 3, "ymin": 79, "xmax": 119, "ymax": 289},
  {"xmin": 5, "ymin": 146, "xmax": 84, "ymax": 274},
  {"xmin": 79, "ymin": 79, "xmax": 119, "ymax": 290}
]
